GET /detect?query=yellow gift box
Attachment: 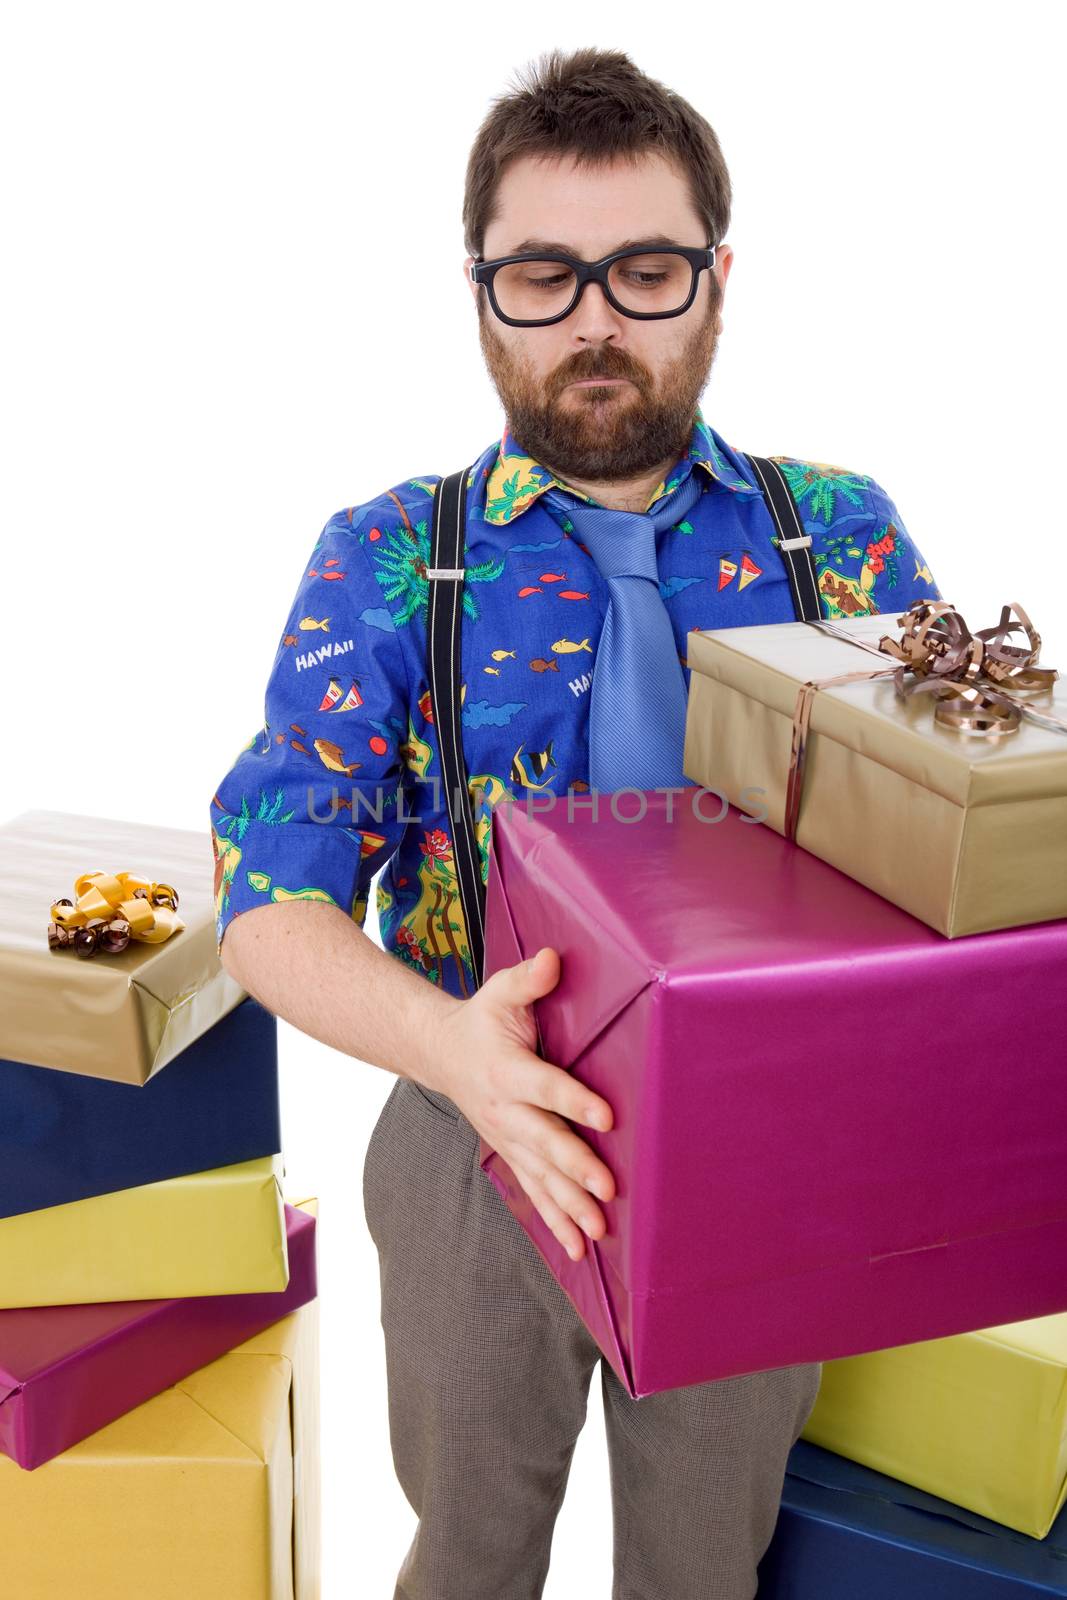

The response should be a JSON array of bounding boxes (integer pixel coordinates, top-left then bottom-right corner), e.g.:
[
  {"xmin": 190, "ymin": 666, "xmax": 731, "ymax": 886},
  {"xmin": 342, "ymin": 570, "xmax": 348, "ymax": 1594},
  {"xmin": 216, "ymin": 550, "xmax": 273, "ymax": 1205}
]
[
  {"xmin": 0, "ymin": 808, "xmax": 246, "ymax": 1084},
  {"xmin": 0, "ymin": 1230, "xmax": 320, "ymax": 1598},
  {"xmin": 0, "ymin": 1153, "xmax": 288, "ymax": 1308},
  {"xmin": 802, "ymin": 1313, "xmax": 1067, "ymax": 1538}
]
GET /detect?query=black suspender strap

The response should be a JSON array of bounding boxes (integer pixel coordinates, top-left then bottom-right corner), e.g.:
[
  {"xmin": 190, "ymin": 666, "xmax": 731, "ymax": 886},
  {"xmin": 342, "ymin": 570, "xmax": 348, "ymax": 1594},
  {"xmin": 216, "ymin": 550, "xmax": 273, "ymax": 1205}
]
[
  {"xmin": 742, "ymin": 453, "xmax": 823, "ymax": 622},
  {"xmin": 424, "ymin": 449, "xmax": 819, "ymax": 991},
  {"xmin": 426, "ymin": 465, "xmax": 487, "ymax": 989}
]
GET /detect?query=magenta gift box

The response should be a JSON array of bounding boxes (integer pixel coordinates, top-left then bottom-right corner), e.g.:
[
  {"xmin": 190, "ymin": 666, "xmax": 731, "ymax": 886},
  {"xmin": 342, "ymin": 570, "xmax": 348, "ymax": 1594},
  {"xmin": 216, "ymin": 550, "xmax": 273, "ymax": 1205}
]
[
  {"xmin": 479, "ymin": 792, "xmax": 1067, "ymax": 1400},
  {"xmin": 0, "ymin": 1200, "xmax": 316, "ymax": 1470}
]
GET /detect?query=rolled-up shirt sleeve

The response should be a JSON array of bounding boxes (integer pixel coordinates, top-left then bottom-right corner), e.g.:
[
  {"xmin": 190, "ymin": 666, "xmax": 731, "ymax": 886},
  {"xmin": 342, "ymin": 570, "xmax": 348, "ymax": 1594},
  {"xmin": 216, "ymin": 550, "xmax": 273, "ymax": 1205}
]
[{"xmin": 208, "ymin": 506, "xmax": 412, "ymax": 956}]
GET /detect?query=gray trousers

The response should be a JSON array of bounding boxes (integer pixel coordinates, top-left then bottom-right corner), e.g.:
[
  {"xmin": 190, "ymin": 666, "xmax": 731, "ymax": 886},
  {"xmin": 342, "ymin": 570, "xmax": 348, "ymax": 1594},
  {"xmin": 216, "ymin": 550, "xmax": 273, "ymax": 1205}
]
[{"xmin": 363, "ymin": 1076, "xmax": 820, "ymax": 1600}]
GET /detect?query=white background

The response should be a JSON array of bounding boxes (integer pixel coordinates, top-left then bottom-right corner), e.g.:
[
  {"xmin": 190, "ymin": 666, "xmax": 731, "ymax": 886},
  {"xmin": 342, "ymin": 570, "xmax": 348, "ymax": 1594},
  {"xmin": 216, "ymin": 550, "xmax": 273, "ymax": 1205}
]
[{"xmin": 3, "ymin": 4, "xmax": 1064, "ymax": 1594}]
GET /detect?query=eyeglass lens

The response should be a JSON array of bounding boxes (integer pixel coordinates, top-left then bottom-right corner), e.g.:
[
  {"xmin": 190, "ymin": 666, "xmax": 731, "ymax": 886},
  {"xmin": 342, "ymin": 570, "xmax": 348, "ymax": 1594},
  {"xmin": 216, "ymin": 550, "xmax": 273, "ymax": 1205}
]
[{"xmin": 492, "ymin": 252, "xmax": 694, "ymax": 321}]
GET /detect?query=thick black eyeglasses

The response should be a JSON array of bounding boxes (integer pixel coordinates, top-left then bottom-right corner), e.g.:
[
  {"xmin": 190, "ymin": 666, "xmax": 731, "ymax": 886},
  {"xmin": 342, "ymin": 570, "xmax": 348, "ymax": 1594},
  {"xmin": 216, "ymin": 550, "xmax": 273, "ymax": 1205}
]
[{"xmin": 469, "ymin": 242, "xmax": 717, "ymax": 327}]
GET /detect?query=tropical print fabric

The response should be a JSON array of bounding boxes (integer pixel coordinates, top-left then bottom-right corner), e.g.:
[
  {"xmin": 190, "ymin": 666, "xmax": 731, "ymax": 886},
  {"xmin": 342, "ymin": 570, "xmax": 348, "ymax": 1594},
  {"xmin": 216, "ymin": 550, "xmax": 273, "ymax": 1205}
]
[{"xmin": 209, "ymin": 406, "xmax": 941, "ymax": 997}]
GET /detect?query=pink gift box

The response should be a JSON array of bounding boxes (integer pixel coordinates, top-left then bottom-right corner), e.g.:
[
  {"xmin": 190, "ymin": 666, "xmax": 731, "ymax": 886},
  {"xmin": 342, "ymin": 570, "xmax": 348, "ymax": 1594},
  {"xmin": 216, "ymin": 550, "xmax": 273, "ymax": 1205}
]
[
  {"xmin": 479, "ymin": 792, "xmax": 1067, "ymax": 1400},
  {"xmin": 0, "ymin": 1199, "xmax": 317, "ymax": 1470}
]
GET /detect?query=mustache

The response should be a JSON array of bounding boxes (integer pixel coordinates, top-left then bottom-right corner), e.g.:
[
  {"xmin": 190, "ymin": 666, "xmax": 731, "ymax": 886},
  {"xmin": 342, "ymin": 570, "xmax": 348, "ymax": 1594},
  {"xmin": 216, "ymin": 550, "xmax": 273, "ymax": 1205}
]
[{"xmin": 556, "ymin": 357, "xmax": 643, "ymax": 388}]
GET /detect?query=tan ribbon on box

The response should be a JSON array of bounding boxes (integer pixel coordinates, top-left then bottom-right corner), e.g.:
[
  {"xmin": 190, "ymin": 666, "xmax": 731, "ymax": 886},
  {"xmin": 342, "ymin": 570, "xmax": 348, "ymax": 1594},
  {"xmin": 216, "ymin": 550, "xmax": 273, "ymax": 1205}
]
[
  {"xmin": 48, "ymin": 871, "xmax": 184, "ymax": 957},
  {"xmin": 783, "ymin": 600, "xmax": 1067, "ymax": 841}
]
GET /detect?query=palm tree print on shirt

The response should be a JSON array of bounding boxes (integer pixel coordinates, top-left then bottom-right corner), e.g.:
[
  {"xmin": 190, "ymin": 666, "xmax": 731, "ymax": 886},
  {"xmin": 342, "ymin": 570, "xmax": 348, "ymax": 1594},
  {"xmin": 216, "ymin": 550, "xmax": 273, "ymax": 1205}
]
[
  {"xmin": 770, "ymin": 460, "xmax": 872, "ymax": 524},
  {"xmin": 366, "ymin": 488, "xmax": 504, "ymax": 625}
]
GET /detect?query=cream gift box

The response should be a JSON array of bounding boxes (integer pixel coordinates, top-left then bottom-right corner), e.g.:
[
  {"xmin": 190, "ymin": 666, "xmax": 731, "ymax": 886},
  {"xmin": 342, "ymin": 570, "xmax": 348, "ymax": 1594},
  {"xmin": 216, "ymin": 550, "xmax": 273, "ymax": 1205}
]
[
  {"xmin": 683, "ymin": 611, "xmax": 1067, "ymax": 936},
  {"xmin": 0, "ymin": 809, "xmax": 245, "ymax": 1084}
]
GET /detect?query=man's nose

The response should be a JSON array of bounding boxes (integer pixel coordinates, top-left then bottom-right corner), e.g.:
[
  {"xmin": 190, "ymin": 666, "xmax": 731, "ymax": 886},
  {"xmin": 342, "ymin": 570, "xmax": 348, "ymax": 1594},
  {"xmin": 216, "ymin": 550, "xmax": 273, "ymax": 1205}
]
[{"xmin": 566, "ymin": 278, "xmax": 625, "ymax": 341}]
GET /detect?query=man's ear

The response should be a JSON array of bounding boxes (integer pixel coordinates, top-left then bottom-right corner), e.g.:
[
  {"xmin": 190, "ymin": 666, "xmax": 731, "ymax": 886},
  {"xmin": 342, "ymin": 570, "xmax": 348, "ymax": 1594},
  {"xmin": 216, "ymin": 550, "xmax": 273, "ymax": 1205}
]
[
  {"xmin": 715, "ymin": 242, "xmax": 734, "ymax": 295},
  {"xmin": 463, "ymin": 255, "xmax": 479, "ymax": 307},
  {"xmin": 712, "ymin": 243, "xmax": 733, "ymax": 333}
]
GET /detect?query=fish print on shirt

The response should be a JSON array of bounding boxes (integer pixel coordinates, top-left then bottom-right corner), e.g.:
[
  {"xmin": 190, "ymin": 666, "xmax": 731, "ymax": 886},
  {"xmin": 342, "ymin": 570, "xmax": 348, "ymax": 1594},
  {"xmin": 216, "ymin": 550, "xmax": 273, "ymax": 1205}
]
[{"xmin": 209, "ymin": 405, "xmax": 942, "ymax": 998}]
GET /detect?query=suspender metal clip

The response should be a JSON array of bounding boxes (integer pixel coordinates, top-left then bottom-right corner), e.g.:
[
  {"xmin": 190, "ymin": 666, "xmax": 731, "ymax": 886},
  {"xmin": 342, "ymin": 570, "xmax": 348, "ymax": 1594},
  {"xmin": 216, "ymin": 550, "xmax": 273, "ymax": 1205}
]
[
  {"xmin": 777, "ymin": 534, "xmax": 812, "ymax": 551},
  {"xmin": 426, "ymin": 567, "xmax": 466, "ymax": 580}
]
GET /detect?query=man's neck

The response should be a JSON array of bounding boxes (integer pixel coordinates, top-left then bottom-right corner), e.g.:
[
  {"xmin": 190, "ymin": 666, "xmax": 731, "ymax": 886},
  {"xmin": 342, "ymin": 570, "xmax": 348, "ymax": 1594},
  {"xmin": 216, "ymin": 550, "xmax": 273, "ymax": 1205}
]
[{"xmin": 548, "ymin": 450, "xmax": 684, "ymax": 514}]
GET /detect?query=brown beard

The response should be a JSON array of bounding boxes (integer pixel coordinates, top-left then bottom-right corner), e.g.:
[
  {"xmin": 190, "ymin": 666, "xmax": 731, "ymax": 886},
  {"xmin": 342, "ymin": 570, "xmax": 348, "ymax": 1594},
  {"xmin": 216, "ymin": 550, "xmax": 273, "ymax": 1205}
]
[{"xmin": 476, "ymin": 283, "xmax": 721, "ymax": 483}]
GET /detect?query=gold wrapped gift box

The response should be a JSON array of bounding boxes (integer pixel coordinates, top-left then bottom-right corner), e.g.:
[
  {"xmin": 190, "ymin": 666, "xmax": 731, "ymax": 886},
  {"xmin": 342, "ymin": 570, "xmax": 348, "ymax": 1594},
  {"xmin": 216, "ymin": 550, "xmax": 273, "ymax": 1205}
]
[
  {"xmin": 802, "ymin": 1313, "xmax": 1067, "ymax": 1539},
  {"xmin": 684, "ymin": 613, "xmax": 1067, "ymax": 936},
  {"xmin": 0, "ymin": 1276, "xmax": 320, "ymax": 1597},
  {"xmin": 0, "ymin": 1153, "xmax": 288, "ymax": 1308},
  {"xmin": 0, "ymin": 809, "xmax": 246, "ymax": 1084}
]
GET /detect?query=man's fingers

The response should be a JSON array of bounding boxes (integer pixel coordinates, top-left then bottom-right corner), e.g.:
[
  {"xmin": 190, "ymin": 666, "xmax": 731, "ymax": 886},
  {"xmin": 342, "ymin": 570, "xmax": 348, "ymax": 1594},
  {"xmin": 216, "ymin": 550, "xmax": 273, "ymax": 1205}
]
[
  {"xmin": 545, "ymin": 1067, "xmax": 614, "ymax": 1135},
  {"xmin": 506, "ymin": 1122, "xmax": 613, "ymax": 1231},
  {"xmin": 519, "ymin": 1173, "xmax": 595, "ymax": 1263},
  {"xmin": 496, "ymin": 1088, "xmax": 616, "ymax": 1200},
  {"xmin": 505, "ymin": 1055, "xmax": 613, "ymax": 1134},
  {"xmin": 508, "ymin": 1126, "xmax": 607, "ymax": 1235},
  {"xmin": 489, "ymin": 1052, "xmax": 613, "ymax": 1141}
]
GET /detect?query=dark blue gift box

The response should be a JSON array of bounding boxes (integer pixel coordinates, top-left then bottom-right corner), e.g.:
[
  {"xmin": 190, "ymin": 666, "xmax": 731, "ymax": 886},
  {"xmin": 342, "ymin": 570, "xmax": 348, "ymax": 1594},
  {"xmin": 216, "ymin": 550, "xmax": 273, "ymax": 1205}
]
[
  {"xmin": 758, "ymin": 1442, "xmax": 1067, "ymax": 1598},
  {"xmin": 0, "ymin": 997, "xmax": 281, "ymax": 1219}
]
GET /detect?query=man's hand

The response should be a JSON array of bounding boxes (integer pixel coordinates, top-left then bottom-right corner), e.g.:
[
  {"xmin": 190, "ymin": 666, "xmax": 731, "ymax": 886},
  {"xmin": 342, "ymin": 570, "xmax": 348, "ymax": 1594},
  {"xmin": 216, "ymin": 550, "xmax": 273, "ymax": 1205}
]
[{"xmin": 434, "ymin": 946, "xmax": 615, "ymax": 1262}]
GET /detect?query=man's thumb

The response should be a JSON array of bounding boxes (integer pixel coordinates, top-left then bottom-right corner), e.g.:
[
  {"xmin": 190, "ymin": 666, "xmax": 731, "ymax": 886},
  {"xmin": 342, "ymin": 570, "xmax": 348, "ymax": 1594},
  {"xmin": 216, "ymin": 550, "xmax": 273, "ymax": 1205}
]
[{"xmin": 513, "ymin": 945, "xmax": 559, "ymax": 995}]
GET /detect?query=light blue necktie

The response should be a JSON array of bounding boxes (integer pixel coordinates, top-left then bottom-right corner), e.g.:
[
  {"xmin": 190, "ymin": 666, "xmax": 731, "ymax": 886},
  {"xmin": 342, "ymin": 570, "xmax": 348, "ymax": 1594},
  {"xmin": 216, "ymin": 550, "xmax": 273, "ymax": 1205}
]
[{"xmin": 541, "ymin": 469, "xmax": 704, "ymax": 791}]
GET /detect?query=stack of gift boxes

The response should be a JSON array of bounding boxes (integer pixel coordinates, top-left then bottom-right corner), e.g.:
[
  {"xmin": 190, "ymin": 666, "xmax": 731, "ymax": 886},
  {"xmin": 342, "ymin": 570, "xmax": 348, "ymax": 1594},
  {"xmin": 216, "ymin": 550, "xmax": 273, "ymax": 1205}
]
[
  {"xmin": 478, "ymin": 601, "xmax": 1067, "ymax": 1596},
  {"xmin": 685, "ymin": 606, "xmax": 1067, "ymax": 1592},
  {"xmin": 0, "ymin": 810, "xmax": 320, "ymax": 1599}
]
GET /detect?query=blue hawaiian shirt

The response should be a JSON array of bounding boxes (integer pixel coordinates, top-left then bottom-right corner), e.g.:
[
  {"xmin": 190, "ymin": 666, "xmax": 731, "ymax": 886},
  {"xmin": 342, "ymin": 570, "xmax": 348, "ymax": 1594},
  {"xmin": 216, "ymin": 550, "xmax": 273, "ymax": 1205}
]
[{"xmin": 209, "ymin": 405, "xmax": 942, "ymax": 997}]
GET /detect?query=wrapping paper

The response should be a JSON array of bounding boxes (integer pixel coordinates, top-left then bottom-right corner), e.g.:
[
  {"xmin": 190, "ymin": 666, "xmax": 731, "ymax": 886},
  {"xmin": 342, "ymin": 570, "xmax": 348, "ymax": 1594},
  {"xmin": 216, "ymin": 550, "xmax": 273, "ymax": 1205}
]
[
  {"xmin": 0, "ymin": 1152, "xmax": 288, "ymax": 1308},
  {"xmin": 0, "ymin": 1198, "xmax": 316, "ymax": 1470},
  {"xmin": 802, "ymin": 1313, "xmax": 1067, "ymax": 1538},
  {"xmin": 757, "ymin": 1442, "xmax": 1067, "ymax": 1598},
  {"xmin": 0, "ymin": 1281, "xmax": 320, "ymax": 1599},
  {"xmin": 0, "ymin": 994, "xmax": 280, "ymax": 1220},
  {"xmin": 480, "ymin": 792, "xmax": 1067, "ymax": 1399},
  {"xmin": 0, "ymin": 809, "xmax": 246, "ymax": 1083},
  {"xmin": 684, "ymin": 614, "xmax": 1067, "ymax": 936}
]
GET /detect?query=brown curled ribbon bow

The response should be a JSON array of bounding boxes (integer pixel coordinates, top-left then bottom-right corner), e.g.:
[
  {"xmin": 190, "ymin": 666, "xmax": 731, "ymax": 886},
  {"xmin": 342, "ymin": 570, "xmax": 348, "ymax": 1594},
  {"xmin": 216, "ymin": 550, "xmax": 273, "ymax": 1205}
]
[
  {"xmin": 783, "ymin": 600, "xmax": 1066, "ymax": 841},
  {"xmin": 47, "ymin": 871, "xmax": 184, "ymax": 959}
]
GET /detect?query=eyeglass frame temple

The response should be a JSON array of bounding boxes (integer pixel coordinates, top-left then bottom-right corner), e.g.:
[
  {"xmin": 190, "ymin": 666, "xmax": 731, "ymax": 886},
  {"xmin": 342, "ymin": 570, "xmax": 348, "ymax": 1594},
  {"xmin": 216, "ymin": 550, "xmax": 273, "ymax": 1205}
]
[{"xmin": 467, "ymin": 242, "xmax": 718, "ymax": 325}]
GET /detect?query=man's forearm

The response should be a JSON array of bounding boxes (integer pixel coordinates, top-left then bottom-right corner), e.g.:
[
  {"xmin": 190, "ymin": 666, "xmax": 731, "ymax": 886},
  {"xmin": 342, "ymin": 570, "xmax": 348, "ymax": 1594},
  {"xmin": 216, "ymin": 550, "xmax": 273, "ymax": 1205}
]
[{"xmin": 219, "ymin": 900, "xmax": 463, "ymax": 1091}]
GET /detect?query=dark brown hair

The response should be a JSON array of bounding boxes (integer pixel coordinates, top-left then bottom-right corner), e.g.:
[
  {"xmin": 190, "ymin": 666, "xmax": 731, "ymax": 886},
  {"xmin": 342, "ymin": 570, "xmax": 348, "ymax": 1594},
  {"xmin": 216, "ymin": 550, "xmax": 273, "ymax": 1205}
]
[{"xmin": 462, "ymin": 47, "xmax": 731, "ymax": 261}]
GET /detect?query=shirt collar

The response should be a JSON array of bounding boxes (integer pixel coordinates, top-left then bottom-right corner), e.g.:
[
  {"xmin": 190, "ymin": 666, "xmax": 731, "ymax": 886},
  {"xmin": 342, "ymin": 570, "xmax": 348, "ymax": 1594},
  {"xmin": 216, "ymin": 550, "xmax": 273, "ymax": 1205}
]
[{"xmin": 482, "ymin": 404, "xmax": 761, "ymax": 526}]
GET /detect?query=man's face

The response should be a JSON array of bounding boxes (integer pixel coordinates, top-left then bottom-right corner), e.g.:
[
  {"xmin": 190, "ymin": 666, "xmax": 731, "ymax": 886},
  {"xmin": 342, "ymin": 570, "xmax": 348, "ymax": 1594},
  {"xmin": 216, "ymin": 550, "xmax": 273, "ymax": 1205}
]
[{"xmin": 464, "ymin": 151, "xmax": 733, "ymax": 483}]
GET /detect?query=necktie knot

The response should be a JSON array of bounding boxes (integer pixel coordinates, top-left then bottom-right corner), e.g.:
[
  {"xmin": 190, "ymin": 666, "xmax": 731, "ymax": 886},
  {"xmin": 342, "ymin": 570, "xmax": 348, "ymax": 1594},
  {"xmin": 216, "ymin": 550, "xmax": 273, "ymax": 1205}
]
[
  {"xmin": 560, "ymin": 508, "xmax": 659, "ymax": 583},
  {"xmin": 542, "ymin": 468, "xmax": 703, "ymax": 585}
]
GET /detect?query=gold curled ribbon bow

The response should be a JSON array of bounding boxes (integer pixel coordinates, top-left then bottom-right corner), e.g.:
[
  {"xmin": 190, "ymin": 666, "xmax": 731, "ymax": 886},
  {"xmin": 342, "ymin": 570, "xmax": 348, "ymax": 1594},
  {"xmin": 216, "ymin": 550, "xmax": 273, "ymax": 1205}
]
[
  {"xmin": 47, "ymin": 871, "xmax": 184, "ymax": 958},
  {"xmin": 875, "ymin": 600, "xmax": 1059, "ymax": 735},
  {"xmin": 783, "ymin": 599, "xmax": 1065, "ymax": 842}
]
